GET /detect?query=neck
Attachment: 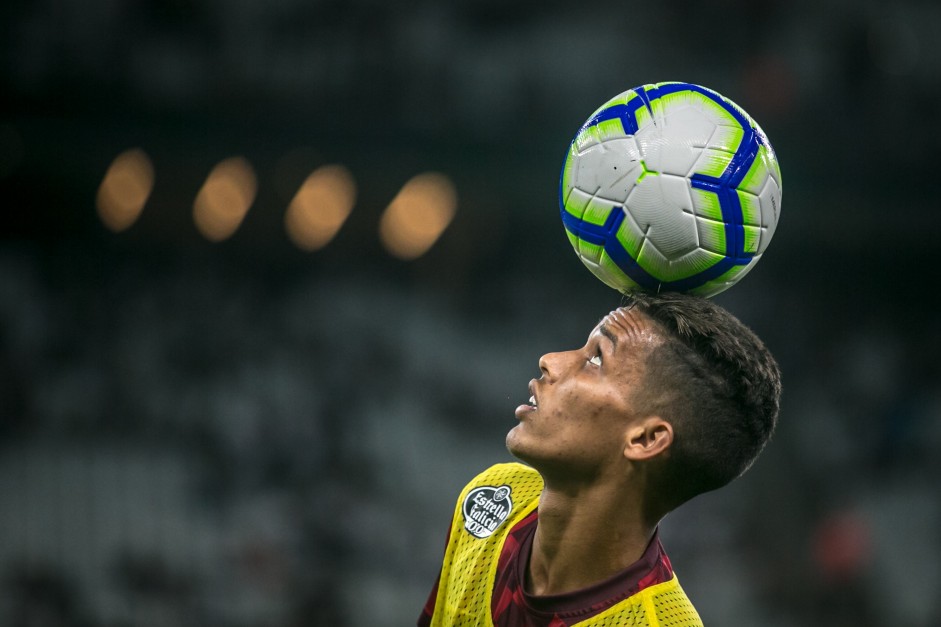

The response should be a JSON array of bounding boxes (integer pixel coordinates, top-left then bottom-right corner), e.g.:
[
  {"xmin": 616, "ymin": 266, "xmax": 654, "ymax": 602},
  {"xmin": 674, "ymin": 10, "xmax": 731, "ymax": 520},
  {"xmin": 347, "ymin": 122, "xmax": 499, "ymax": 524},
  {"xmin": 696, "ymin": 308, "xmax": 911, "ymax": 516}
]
[{"xmin": 528, "ymin": 474, "xmax": 658, "ymax": 597}]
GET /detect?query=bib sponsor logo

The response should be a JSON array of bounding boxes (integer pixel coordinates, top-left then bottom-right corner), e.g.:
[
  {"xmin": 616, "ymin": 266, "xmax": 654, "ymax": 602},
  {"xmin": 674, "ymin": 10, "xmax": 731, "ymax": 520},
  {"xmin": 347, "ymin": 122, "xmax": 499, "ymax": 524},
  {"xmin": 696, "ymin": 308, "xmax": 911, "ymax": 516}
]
[{"xmin": 462, "ymin": 485, "xmax": 512, "ymax": 539}]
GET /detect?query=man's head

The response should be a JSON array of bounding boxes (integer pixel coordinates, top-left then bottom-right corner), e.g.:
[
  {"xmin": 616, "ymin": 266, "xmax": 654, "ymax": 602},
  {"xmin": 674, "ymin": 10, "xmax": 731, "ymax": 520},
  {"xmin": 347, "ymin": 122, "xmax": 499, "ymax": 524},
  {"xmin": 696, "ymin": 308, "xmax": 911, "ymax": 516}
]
[
  {"xmin": 507, "ymin": 292, "xmax": 781, "ymax": 513},
  {"xmin": 624, "ymin": 292, "xmax": 782, "ymax": 510}
]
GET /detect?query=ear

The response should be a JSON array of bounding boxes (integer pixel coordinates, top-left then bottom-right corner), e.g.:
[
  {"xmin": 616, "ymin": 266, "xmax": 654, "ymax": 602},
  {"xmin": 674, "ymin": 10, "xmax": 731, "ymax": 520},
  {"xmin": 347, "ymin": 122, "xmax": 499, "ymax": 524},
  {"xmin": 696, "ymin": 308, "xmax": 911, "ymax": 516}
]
[{"xmin": 623, "ymin": 417, "xmax": 674, "ymax": 461}]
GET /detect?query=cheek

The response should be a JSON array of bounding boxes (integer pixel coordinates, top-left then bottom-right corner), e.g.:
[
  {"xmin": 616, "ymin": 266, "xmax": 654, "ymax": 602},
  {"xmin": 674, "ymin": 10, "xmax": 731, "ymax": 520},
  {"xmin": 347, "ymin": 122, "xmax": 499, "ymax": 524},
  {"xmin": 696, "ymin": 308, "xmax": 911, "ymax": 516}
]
[
  {"xmin": 553, "ymin": 382, "xmax": 591, "ymax": 412},
  {"xmin": 554, "ymin": 385, "xmax": 614, "ymax": 424},
  {"xmin": 542, "ymin": 382, "xmax": 623, "ymax": 431},
  {"xmin": 565, "ymin": 395, "xmax": 628, "ymax": 449}
]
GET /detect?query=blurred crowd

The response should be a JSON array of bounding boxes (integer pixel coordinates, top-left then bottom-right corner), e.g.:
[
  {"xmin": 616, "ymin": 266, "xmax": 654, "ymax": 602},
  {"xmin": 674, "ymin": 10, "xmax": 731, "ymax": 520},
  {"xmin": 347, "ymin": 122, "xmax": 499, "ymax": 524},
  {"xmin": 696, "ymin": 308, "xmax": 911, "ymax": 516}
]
[{"xmin": 1, "ymin": 239, "xmax": 940, "ymax": 627}]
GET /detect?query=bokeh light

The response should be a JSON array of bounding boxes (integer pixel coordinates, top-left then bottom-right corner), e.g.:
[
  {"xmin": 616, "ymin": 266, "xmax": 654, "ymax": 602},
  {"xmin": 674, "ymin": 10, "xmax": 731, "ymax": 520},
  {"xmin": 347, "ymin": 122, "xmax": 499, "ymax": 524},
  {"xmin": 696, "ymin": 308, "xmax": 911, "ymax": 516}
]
[
  {"xmin": 378, "ymin": 172, "xmax": 457, "ymax": 260},
  {"xmin": 193, "ymin": 157, "xmax": 257, "ymax": 242},
  {"xmin": 96, "ymin": 148, "xmax": 154, "ymax": 232},
  {"xmin": 284, "ymin": 164, "xmax": 356, "ymax": 251}
]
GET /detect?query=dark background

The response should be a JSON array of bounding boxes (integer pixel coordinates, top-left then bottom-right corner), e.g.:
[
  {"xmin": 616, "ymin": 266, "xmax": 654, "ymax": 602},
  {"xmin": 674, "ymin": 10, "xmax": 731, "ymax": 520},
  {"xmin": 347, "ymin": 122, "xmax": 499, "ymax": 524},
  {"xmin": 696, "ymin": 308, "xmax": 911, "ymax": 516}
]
[{"xmin": 2, "ymin": 1, "xmax": 941, "ymax": 625}]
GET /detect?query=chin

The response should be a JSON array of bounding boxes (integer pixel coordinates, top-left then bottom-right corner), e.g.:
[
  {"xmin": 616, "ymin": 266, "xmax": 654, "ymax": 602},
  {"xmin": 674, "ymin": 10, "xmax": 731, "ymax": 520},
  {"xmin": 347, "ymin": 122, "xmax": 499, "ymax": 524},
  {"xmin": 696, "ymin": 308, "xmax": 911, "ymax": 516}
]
[
  {"xmin": 505, "ymin": 425, "xmax": 531, "ymax": 460},
  {"xmin": 505, "ymin": 424, "xmax": 522, "ymax": 456},
  {"xmin": 505, "ymin": 428, "xmax": 541, "ymax": 469}
]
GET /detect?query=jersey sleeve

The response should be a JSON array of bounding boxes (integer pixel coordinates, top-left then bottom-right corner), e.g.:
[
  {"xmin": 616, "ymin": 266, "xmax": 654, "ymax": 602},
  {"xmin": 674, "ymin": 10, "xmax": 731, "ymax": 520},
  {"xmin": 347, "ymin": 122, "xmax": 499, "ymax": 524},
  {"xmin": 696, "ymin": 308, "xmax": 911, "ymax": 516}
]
[
  {"xmin": 417, "ymin": 572, "xmax": 439, "ymax": 626},
  {"xmin": 417, "ymin": 523, "xmax": 452, "ymax": 626}
]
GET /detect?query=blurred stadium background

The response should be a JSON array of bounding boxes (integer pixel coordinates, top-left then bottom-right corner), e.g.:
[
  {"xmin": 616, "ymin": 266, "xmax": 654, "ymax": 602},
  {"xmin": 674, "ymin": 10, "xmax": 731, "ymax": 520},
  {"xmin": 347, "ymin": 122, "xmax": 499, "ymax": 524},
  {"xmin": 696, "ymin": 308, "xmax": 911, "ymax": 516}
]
[{"xmin": 2, "ymin": 0, "xmax": 941, "ymax": 625}]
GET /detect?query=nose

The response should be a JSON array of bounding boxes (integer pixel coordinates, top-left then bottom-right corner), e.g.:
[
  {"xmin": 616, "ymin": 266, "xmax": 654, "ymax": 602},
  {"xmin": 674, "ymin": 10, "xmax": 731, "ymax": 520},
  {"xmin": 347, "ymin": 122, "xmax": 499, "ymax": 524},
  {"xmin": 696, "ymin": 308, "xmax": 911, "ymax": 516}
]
[{"xmin": 538, "ymin": 351, "xmax": 565, "ymax": 382}]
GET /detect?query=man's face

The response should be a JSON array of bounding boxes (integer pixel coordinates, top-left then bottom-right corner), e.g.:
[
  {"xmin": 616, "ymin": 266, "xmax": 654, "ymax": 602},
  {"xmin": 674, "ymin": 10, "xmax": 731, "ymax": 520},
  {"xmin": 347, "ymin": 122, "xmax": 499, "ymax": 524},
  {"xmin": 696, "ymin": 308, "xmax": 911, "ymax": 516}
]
[{"xmin": 506, "ymin": 306, "xmax": 664, "ymax": 478}]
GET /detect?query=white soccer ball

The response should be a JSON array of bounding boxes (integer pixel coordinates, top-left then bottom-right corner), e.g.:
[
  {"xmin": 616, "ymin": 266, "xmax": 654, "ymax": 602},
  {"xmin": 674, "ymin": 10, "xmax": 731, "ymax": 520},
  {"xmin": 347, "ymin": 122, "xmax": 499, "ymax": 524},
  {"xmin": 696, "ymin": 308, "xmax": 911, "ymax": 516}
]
[{"xmin": 559, "ymin": 82, "xmax": 782, "ymax": 297}]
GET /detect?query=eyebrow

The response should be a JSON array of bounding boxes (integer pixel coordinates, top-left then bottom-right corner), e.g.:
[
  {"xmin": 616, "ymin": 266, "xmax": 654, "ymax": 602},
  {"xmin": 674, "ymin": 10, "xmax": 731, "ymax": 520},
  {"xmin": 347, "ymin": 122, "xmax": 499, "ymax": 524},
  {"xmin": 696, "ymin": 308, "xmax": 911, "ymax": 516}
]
[{"xmin": 598, "ymin": 324, "xmax": 618, "ymax": 349}]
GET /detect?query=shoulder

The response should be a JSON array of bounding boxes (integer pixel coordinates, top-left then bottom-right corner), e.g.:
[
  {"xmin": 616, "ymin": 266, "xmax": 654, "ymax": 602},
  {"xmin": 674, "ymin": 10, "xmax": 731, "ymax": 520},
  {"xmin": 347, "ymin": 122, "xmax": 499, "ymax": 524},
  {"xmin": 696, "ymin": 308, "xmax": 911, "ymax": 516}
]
[
  {"xmin": 463, "ymin": 462, "xmax": 542, "ymax": 491},
  {"xmin": 450, "ymin": 463, "xmax": 543, "ymax": 535}
]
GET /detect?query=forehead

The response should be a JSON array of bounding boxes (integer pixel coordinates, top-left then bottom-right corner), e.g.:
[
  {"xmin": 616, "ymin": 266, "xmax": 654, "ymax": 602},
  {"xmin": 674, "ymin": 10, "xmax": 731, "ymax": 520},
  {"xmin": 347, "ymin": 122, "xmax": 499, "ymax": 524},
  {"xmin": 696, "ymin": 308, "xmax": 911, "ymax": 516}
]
[{"xmin": 591, "ymin": 306, "xmax": 664, "ymax": 349}]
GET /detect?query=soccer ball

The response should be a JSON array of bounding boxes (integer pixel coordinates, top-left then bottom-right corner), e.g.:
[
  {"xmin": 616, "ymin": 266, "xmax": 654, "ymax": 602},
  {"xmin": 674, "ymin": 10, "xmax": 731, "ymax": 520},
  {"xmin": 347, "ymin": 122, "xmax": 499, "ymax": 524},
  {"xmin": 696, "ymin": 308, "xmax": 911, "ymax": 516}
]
[{"xmin": 559, "ymin": 82, "xmax": 782, "ymax": 297}]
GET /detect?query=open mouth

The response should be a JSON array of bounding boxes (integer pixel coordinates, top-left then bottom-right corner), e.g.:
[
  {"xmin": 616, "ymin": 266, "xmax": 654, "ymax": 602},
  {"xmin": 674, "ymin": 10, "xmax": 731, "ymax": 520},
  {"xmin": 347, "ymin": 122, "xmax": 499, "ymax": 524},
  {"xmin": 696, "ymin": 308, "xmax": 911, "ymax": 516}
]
[{"xmin": 515, "ymin": 380, "xmax": 539, "ymax": 418}]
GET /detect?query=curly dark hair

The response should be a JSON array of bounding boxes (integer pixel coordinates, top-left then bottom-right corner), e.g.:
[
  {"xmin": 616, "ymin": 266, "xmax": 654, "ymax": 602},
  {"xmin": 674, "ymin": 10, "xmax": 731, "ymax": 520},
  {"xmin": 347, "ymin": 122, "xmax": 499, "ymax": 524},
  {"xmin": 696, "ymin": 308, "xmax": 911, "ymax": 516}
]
[{"xmin": 624, "ymin": 292, "xmax": 782, "ymax": 510}]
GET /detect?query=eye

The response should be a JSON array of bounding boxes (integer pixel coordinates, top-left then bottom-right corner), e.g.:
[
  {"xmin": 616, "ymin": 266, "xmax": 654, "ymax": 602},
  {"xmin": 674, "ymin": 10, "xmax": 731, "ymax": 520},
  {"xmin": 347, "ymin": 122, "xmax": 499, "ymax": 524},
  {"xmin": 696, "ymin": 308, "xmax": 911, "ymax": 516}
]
[{"xmin": 588, "ymin": 353, "xmax": 602, "ymax": 367}]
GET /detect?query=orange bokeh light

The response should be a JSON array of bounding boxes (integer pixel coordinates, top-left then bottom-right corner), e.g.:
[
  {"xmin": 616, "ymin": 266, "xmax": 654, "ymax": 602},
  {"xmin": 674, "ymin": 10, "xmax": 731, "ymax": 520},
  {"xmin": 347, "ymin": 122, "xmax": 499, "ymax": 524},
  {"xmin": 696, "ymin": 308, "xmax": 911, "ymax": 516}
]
[
  {"xmin": 284, "ymin": 165, "xmax": 356, "ymax": 251},
  {"xmin": 379, "ymin": 172, "xmax": 457, "ymax": 260},
  {"xmin": 96, "ymin": 148, "xmax": 154, "ymax": 232},
  {"xmin": 193, "ymin": 157, "xmax": 257, "ymax": 242}
]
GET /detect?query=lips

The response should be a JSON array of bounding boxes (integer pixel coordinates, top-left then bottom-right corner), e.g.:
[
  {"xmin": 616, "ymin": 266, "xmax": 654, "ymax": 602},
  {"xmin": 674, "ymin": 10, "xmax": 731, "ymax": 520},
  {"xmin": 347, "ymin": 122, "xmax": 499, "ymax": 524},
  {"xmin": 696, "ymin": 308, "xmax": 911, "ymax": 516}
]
[{"xmin": 514, "ymin": 379, "xmax": 539, "ymax": 419}]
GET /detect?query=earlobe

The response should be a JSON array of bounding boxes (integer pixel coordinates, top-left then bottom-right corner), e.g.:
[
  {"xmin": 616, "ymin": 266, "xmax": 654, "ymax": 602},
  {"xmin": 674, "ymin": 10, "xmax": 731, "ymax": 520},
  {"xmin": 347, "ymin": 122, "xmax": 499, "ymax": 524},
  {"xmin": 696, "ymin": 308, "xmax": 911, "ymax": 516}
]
[{"xmin": 624, "ymin": 418, "xmax": 673, "ymax": 461}]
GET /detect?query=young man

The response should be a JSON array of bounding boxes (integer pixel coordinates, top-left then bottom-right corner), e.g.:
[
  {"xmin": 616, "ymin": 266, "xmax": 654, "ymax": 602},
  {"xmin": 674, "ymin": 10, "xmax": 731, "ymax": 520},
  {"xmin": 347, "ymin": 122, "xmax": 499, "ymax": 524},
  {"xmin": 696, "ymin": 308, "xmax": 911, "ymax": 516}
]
[{"xmin": 418, "ymin": 291, "xmax": 782, "ymax": 626}]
